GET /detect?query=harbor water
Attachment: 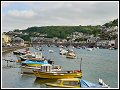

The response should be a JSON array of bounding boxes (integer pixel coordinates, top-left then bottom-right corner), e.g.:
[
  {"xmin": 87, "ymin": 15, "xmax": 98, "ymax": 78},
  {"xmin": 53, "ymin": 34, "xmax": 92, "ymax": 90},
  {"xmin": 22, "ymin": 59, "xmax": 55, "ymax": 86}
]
[{"xmin": 2, "ymin": 45, "xmax": 118, "ymax": 88}]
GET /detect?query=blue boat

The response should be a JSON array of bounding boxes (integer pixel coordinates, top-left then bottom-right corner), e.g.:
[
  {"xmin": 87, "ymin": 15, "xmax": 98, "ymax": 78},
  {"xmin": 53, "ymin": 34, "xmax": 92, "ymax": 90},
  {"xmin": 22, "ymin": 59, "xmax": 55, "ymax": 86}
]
[
  {"xmin": 80, "ymin": 79, "xmax": 109, "ymax": 88},
  {"xmin": 21, "ymin": 60, "xmax": 49, "ymax": 67}
]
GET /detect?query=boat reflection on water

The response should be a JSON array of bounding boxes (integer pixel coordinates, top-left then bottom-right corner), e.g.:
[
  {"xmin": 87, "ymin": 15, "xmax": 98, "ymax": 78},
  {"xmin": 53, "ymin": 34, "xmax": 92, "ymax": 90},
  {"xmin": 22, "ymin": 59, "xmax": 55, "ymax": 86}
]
[{"xmin": 34, "ymin": 78, "xmax": 58, "ymax": 85}]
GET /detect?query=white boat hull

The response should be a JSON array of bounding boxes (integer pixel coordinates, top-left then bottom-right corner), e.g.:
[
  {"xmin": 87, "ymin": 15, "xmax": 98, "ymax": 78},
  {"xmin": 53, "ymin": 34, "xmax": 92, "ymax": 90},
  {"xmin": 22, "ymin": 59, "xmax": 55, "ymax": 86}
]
[{"xmin": 21, "ymin": 66, "xmax": 41, "ymax": 74}]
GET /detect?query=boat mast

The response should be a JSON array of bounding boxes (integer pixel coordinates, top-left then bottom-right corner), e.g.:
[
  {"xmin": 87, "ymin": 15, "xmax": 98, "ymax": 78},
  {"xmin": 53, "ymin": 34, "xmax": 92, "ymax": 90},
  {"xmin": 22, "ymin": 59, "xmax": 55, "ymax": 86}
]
[{"xmin": 80, "ymin": 58, "xmax": 82, "ymax": 71}]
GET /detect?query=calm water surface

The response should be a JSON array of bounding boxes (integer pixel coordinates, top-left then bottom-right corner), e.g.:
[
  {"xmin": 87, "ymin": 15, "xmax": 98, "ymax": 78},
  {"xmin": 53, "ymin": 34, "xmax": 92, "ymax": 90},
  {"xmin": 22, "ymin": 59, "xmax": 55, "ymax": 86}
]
[{"xmin": 2, "ymin": 45, "xmax": 118, "ymax": 88}]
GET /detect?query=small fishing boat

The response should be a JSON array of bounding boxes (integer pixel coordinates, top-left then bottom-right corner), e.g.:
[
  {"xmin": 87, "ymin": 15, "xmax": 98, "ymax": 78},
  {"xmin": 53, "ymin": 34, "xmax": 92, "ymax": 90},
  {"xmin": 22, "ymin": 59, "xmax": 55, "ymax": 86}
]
[
  {"xmin": 19, "ymin": 54, "xmax": 35, "ymax": 62},
  {"xmin": 59, "ymin": 48, "xmax": 68, "ymax": 55},
  {"xmin": 37, "ymin": 47, "xmax": 43, "ymax": 51},
  {"xmin": 21, "ymin": 66, "xmax": 41, "ymax": 74},
  {"xmin": 46, "ymin": 78, "xmax": 110, "ymax": 88},
  {"xmin": 46, "ymin": 78, "xmax": 80, "ymax": 88},
  {"xmin": 21, "ymin": 64, "xmax": 61, "ymax": 74},
  {"xmin": 17, "ymin": 52, "xmax": 54, "ymax": 64},
  {"xmin": 81, "ymin": 46, "xmax": 86, "ymax": 49},
  {"xmin": 86, "ymin": 48, "xmax": 93, "ymax": 51},
  {"xmin": 66, "ymin": 49, "xmax": 76, "ymax": 59},
  {"xmin": 21, "ymin": 60, "xmax": 49, "ymax": 67},
  {"xmin": 13, "ymin": 48, "xmax": 30, "ymax": 55},
  {"xmin": 33, "ymin": 64, "xmax": 82, "ymax": 79},
  {"xmin": 59, "ymin": 45, "xmax": 64, "ymax": 48},
  {"xmin": 19, "ymin": 52, "xmax": 43, "ymax": 61},
  {"xmin": 49, "ymin": 50, "xmax": 54, "ymax": 53},
  {"xmin": 20, "ymin": 52, "xmax": 54, "ymax": 66},
  {"xmin": 13, "ymin": 51, "xmax": 25, "ymax": 55},
  {"xmin": 80, "ymin": 79, "xmax": 110, "ymax": 88},
  {"xmin": 98, "ymin": 78, "xmax": 110, "ymax": 88},
  {"xmin": 109, "ymin": 47, "xmax": 115, "ymax": 50}
]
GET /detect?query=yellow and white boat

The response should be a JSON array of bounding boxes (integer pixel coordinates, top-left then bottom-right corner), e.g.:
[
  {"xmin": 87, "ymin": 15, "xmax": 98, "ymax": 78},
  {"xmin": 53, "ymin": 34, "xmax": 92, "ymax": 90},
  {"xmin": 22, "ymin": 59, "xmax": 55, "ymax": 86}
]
[
  {"xmin": 21, "ymin": 64, "xmax": 61, "ymax": 74},
  {"xmin": 66, "ymin": 49, "xmax": 76, "ymax": 59},
  {"xmin": 46, "ymin": 78, "xmax": 80, "ymax": 88},
  {"xmin": 33, "ymin": 64, "xmax": 82, "ymax": 79}
]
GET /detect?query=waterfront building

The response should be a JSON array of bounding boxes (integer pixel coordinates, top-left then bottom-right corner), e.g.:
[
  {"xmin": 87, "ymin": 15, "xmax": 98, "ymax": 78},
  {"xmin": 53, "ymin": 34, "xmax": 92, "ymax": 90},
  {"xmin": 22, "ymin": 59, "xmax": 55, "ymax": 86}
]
[
  {"xmin": 12, "ymin": 37, "xmax": 24, "ymax": 46},
  {"xmin": 2, "ymin": 33, "xmax": 12, "ymax": 44},
  {"xmin": 108, "ymin": 40, "xmax": 115, "ymax": 47},
  {"xmin": 96, "ymin": 40, "xmax": 109, "ymax": 48},
  {"xmin": 87, "ymin": 37, "xmax": 100, "ymax": 43},
  {"xmin": 115, "ymin": 37, "xmax": 118, "ymax": 49}
]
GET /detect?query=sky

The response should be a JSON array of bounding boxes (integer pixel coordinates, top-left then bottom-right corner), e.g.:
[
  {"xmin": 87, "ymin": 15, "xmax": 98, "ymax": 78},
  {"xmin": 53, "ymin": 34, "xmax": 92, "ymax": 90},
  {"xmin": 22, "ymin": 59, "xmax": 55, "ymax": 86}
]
[{"xmin": 1, "ymin": 1, "xmax": 119, "ymax": 32}]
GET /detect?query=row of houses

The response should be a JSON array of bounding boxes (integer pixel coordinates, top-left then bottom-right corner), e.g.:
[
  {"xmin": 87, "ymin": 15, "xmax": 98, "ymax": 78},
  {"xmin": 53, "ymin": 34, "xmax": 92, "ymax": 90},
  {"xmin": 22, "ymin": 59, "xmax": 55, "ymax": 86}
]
[
  {"xmin": 96, "ymin": 39, "xmax": 118, "ymax": 49},
  {"xmin": 31, "ymin": 37, "xmax": 67, "ymax": 44},
  {"xmin": 67, "ymin": 32, "xmax": 95, "ymax": 40},
  {"xmin": 2, "ymin": 30, "xmax": 118, "ymax": 49},
  {"xmin": 101, "ymin": 26, "xmax": 118, "ymax": 33},
  {"xmin": 2, "ymin": 33, "xmax": 25, "ymax": 47},
  {"xmin": 31, "ymin": 36, "xmax": 118, "ymax": 49}
]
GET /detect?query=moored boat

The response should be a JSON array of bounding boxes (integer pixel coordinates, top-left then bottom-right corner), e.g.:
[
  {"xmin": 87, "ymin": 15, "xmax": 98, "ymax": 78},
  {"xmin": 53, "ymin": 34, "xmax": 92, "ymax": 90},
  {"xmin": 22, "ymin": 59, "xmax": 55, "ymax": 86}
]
[
  {"xmin": 46, "ymin": 78, "xmax": 110, "ymax": 88},
  {"xmin": 13, "ymin": 51, "xmax": 25, "ymax": 55},
  {"xmin": 21, "ymin": 66, "xmax": 41, "ymax": 74},
  {"xmin": 49, "ymin": 50, "xmax": 54, "ymax": 53},
  {"xmin": 66, "ymin": 49, "xmax": 76, "ymax": 59},
  {"xmin": 21, "ymin": 60, "xmax": 49, "ymax": 74},
  {"xmin": 33, "ymin": 64, "xmax": 82, "ymax": 79},
  {"xmin": 21, "ymin": 64, "xmax": 61, "ymax": 74},
  {"xmin": 59, "ymin": 48, "xmax": 68, "ymax": 55},
  {"xmin": 19, "ymin": 53, "xmax": 35, "ymax": 62},
  {"xmin": 17, "ymin": 52, "xmax": 54, "ymax": 64},
  {"xmin": 86, "ymin": 48, "xmax": 93, "ymax": 51},
  {"xmin": 21, "ymin": 60, "xmax": 49, "ymax": 67},
  {"xmin": 80, "ymin": 79, "xmax": 110, "ymax": 88},
  {"xmin": 13, "ymin": 48, "xmax": 31, "ymax": 55},
  {"xmin": 46, "ymin": 78, "xmax": 80, "ymax": 88}
]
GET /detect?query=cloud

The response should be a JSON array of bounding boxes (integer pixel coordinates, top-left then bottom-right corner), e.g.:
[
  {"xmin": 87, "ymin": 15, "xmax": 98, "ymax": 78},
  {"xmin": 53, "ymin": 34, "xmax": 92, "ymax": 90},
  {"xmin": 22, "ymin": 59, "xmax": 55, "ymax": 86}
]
[
  {"xmin": 2, "ymin": 1, "xmax": 118, "ymax": 32},
  {"xmin": 7, "ymin": 10, "xmax": 37, "ymax": 19}
]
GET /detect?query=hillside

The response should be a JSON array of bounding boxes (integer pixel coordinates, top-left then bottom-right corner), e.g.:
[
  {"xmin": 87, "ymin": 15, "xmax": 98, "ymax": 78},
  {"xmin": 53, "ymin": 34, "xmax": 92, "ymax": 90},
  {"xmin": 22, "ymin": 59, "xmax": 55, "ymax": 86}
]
[
  {"xmin": 6, "ymin": 19, "xmax": 118, "ymax": 41},
  {"xmin": 103, "ymin": 19, "xmax": 118, "ymax": 28}
]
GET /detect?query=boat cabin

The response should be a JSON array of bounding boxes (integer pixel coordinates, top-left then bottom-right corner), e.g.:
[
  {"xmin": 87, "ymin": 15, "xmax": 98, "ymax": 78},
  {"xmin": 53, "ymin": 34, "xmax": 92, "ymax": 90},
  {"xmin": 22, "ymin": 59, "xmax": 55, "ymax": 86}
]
[
  {"xmin": 34, "ymin": 52, "xmax": 43, "ymax": 58},
  {"xmin": 40, "ymin": 64, "xmax": 61, "ymax": 72}
]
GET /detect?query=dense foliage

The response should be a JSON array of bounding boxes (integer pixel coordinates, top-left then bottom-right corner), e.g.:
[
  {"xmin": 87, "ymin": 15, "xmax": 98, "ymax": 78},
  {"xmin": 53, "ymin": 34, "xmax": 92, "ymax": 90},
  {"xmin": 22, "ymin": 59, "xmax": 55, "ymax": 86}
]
[
  {"xmin": 21, "ymin": 25, "xmax": 101, "ymax": 39},
  {"xmin": 6, "ymin": 19, "xmax": 117, "ymax": 41},
  {"xmin": 103, "ymin": 19, "xmax": 118, "ymax": 28}
]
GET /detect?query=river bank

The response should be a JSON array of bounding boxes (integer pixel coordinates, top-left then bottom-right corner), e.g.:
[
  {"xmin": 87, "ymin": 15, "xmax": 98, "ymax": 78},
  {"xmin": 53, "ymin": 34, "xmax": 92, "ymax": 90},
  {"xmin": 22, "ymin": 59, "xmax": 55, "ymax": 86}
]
[{"xmin": 2, "ymin": 46, "xmax": 27, "ymax": 53}]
